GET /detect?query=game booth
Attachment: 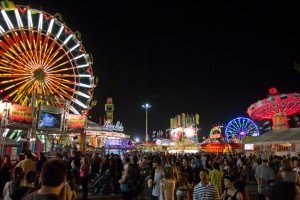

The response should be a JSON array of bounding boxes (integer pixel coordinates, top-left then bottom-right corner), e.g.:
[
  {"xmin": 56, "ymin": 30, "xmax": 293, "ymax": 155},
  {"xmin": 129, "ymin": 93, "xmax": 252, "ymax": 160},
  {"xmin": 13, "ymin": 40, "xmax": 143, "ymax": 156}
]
[
  {"xmin": 200, "ymin": 122, "xmax": 250, "ymax": 153},
  {"xmin": 167, "ymin": 127, "xmax": 200, "ymax": 153},
  {"xmin": 82, "ymin": 121, "xmax": 133, "ymax": 157}
]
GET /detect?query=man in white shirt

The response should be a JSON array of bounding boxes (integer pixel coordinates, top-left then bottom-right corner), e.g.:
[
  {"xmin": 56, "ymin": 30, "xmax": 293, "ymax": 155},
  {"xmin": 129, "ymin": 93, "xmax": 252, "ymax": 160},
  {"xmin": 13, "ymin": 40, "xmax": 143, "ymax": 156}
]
[
  {"xmin": 193, "ymin": 169, "xmax": 220, "ymax": 200},
  {"xmin": 255, "ymin": 154, "xmax": 276, "ymax": 200}
]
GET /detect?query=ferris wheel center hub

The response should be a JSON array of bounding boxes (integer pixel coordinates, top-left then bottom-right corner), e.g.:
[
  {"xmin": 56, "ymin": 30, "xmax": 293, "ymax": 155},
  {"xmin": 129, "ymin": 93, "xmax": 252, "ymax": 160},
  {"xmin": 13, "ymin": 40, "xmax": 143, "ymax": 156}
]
[{"xmin": 33, "ymin": 68, "xmax": 46, "ymax": 81}]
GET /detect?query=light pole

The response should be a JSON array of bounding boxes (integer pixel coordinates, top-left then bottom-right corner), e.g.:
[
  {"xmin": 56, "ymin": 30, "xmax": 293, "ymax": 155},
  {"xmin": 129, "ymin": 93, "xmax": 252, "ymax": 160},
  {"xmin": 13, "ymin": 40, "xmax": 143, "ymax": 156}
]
[{"xmin": 142, "ymin": 103, "xmax": 151, "ymax": 142}]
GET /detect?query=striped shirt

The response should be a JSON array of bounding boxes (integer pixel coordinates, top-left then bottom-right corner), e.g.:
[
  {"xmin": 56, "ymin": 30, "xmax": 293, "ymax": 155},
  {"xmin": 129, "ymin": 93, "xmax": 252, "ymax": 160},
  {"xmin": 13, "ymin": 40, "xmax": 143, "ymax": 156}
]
[{"xmin": 193, "ymin": 182, "xmax": 220, "ymax": 200}]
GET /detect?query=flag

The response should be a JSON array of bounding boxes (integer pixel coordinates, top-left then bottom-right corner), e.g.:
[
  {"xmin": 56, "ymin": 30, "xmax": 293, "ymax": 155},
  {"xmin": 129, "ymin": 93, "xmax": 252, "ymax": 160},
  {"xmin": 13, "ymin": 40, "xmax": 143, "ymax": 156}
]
[
  {"xmin": 177, "ymin": 115, "xmax": 181, "ymax": 127},
  {"xmin": 182, "ymin": 113, "xmax": 186, "ymax": 128},
  {"xmin": 1, "ymin": 0, "xmax": 15, "ymax": 10},
  {"xmin": 196, "ymin": 114, "xmax": 200, "ymax": 125},
  {"xmin": 186, "ymin": 114, "xmax": 191, "ymax": 125},
  {"xmin": 191, "ymin": 114, "xmax": 195, "ymax": 125}
]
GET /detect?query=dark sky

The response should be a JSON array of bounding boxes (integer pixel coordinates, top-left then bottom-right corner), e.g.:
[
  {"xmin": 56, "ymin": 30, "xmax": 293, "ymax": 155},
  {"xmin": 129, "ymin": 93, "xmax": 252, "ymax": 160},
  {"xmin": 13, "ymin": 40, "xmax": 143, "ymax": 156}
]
[{"xmin": 17, "ymin": 1, "xmax": 300, "ymax": 139}]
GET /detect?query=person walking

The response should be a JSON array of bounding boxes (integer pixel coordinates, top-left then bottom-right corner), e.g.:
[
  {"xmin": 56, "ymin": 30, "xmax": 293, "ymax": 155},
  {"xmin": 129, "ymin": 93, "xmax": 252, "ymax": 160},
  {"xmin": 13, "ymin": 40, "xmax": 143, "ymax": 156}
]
[
  {"xmin": 221, "ymin": 174, "xmax": 242, "ymax": 200},
  {"xmin": 80, "ymin": 156, "xmax": 90, "ymax": 200},
  {"xmin": 255, "ymin": 154, "xmax": 276, "ymax": 200},
  {"xmin": 193, "ymin": 169, "xmax": 220, "ymax": 200},
  {"xmin": 159, "ymin": 166, "xmax": 176, "ymax": 200}
]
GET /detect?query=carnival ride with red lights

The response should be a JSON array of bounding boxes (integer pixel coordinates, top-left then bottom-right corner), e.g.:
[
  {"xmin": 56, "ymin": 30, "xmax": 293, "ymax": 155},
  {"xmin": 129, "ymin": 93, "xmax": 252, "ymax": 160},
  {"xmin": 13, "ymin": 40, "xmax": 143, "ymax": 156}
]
[
  {"xmin": 201, "ymin": 125, "xmax": 241, "ymax": 153},
  {"xmin": 247, "ymin": 88, "xmax": 300, "ymax": 130}
]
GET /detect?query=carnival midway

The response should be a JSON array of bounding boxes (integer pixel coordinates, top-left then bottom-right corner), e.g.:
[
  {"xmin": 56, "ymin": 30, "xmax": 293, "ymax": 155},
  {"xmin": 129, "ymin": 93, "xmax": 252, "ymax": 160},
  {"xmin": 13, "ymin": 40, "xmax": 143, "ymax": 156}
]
[{"xmin": 0, "ymin": 1, "xmax": 300, "ymax": 200}]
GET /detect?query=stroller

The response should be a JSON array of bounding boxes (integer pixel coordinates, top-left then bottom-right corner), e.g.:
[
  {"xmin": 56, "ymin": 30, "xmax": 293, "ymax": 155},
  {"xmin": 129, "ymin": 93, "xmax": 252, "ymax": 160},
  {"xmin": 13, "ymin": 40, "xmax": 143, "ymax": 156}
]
[{"xmin": 90, "ymin": 170, "xmax": 111, "ymax": 195}]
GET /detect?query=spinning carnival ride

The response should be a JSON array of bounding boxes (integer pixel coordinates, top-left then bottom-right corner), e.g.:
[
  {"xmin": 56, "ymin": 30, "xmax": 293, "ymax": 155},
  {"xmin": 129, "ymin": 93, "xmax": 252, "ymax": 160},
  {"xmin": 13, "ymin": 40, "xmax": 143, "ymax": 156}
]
[
  {"xmin": 0, "ymin": 5, "xmax": 96, "ymax": 114},
  {"xmin": 247, "ymin": 88, "xmax": 300, "ymax": 130}
]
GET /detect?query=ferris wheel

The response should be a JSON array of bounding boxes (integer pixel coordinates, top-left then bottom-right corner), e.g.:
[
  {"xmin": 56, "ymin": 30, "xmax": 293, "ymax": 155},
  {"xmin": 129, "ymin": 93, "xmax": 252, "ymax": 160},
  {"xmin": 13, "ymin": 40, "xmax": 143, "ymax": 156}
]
[
  {"xmin": 225, "ymin": 117, "xmax": 259, "ymax": 141},
  {"xmin": 0, "ymin": 5, "xmax": 96, "ymax": 114}
]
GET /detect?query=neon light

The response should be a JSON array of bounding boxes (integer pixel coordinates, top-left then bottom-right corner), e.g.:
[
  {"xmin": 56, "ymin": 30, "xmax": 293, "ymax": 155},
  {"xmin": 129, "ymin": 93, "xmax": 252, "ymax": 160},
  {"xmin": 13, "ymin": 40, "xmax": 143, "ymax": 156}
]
[
  {"xmin": 0, "ymin": 25, "xmax": 5, "ymax": 34},
  {"xmin": 63, "ymin": 34, "xmax": 73, "ymax": 44},
  {"xmin": 78, "ymin": 74, "xmax": 91, "ymax": 77},
  {"xmin": 70, "ymin": 106, "xmax": 80, "ymax": 114},
  {"xmin": 38, "ymin": 13, "xmax": 43, "ymax": 30},
  {"xmin": 1, "ymin": 10, "xmax": 14, "ymax": 29},
  {"xmin": 69, "ymin": 43, "xmax": 80, "ymax": 52},
  {"xmin": 77, "ymin": 64, "xmax": 89, "ymax": 68},
  {"xmin": 75, "ymin": 91, "xmax": 91, "ymax": 98},
  {"xmin": 14, "ymin": 9, "xmax": 24, "ymax": 28},
  {"xmin": 47, "ymin": 19, "xmax": 54, "ymax": 35},
  {"xmin": 73, "ymin": 54, "xmax": 85, "ymax": 60},
  {"xmin": 76, "ymin": 83, "xmax": 93, "ymax": 88},
  {"xmin": 55, "ymin": 26, "xmax": 64, "ymax": 39},
  {"xmin": 27, "ymin": 9, "xmax": 33, "ymax": 28},
  {"xmin": 73, "ymin": 99, "xmax": 88, "ymax": 109}
]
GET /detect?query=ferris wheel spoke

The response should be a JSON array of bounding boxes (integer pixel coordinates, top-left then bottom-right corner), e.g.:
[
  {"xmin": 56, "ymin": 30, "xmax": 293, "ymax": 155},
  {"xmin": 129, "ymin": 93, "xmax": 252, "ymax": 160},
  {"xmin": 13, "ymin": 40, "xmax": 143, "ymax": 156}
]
[
  {"xmin": 48, "ymin": 66, "xmax": 77, "ymax": 74},
  {"xmin": 43, "ymin": 45, "xmax": 66, "ymax": 71},
  {"xmin": 2, "ymin": 34, "xmax": 23, "ymax": 55},
  {"xmin": 0, "ymin": 76, "xmax": 30, "ymax": 84},
  {"xmin": 47, "ymin": 77, "xmax": 75, "ymax": 93},
  {"xmin": 41, "ymin": 38, "xmax": 58, "ymax": 65},
  {"xmin": 11, "ymin": 32, "xmax": 27, "ymax": 53},
  {"xmin": 36, "ymin": 32, "xmax": 44, "ymax": 62},
  {"xmin": 30, "ymin": 31, "xmax": 40, "ymax": 64},
  {"xmin": 9, "ymin": 54, "xmax": 36, "ymax": 72},
  {"xmin": 230, "ymin": 122, "xmax": 239, "ymax": 131},
  {"xmin": 48, "ymin": 76, "xmax": 75, "ymax": 85},
  {"xmin": 2, "ymin": 78, "xmax": 33, "ymax": 99},
  {"xmin": 20, "ymin": 30, "xmax": 32, "ymax": 51},
  {"xmin": 39, "ymin": 35, "xmax": 50, "ymax": 61},
  {"xmin": 48, "ymin": 85, "xmax": 73, "ymax": 100},
  {"xmin": 0, "ymin": 73, "xmax": 32, "ymax": 77},
  {"xmin": 227, "ymin": 126, "xmax": 237, "ymax": 133},
  {"xmin": 19, "ymin": 31, "xmax": 38, "ymax": 64}
]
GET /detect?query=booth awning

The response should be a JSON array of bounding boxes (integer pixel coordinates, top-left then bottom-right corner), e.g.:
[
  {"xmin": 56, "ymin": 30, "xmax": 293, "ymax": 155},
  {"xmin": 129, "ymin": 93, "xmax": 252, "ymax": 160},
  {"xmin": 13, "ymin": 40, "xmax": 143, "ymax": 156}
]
[{"xmin": 249, "ymin": 128, "xmax": 300, "ymax": 144}]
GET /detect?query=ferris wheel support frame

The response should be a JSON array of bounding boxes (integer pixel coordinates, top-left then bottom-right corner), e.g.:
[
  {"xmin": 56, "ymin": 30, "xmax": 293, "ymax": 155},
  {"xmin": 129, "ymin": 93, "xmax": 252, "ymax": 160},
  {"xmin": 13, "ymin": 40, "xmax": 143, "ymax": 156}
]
[{"xmin": 28, "ymin": 92, "xmax": 71, "ymax": 152}]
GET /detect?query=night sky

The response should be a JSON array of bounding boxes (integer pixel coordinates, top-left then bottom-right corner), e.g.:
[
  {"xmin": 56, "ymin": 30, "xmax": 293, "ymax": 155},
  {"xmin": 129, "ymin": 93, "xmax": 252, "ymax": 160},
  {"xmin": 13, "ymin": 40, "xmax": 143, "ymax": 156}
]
[{"xmin": 16, "ymin": 1, "xmax": 300, "ymax": 139}]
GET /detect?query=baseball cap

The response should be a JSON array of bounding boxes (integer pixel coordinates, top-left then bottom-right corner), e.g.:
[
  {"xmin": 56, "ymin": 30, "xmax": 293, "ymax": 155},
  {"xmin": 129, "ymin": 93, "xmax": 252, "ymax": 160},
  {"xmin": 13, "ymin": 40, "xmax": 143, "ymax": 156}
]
[{"xmin": 224, "ymin": 174, "xmax": 235, "ymax": 182}]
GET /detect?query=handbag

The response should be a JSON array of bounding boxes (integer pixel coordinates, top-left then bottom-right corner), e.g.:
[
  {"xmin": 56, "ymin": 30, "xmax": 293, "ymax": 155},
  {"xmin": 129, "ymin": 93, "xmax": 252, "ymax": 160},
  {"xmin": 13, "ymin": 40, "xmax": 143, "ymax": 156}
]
[{"xmin": 120, "ymin": 180, "xmax": 134, "ymax": 192}]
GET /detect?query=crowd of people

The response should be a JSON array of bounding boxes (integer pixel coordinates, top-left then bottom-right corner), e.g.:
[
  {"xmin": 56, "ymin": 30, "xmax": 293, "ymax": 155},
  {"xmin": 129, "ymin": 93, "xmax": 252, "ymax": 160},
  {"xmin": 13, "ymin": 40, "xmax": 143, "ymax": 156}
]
[{"xmin": 0, "ymin": 150, "xmax": 299, "ymax": 200}]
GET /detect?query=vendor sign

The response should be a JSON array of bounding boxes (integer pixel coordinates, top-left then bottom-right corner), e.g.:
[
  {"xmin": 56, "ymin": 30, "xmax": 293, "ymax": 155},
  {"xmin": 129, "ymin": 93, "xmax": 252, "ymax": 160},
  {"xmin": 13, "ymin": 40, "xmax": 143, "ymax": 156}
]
[
  {"xmin": 67, "ymin": 114, "xmax": 85, "ymax": 131},
  {"xmin": 9, "ymin": 104, "xmax": 33, "ymax": 124}
]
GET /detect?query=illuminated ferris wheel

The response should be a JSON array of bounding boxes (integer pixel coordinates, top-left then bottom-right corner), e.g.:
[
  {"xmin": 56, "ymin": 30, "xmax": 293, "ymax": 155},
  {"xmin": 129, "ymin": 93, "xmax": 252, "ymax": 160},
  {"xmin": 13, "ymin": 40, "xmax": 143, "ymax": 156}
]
[
  {"xmin": 225, "ymin": 117, "xmax": 259, "ymax": 141},
  {"xmin": 0, "ymin": 5, "xmax": 96, "ymax": 114}
]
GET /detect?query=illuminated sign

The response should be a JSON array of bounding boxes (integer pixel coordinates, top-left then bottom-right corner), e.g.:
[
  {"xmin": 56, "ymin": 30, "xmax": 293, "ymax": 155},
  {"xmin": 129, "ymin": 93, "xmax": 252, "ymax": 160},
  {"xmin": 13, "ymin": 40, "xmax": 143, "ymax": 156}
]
[
  {"xmin": 210, "ymin": 133, "xmax": 221, "ymax": 139},
  {"xmin": 9, "ymin": 104, "xmax": 34, "ymax": 124},
  {"xmin": 103, "ymin": 121, "xmax": 124, "ymax": 132},
  {"xmin": 244, "ymin": 143, "xmax": 254, "ymax": 150},
  {"xmin": 67, "ymin": 114, "xmax": 85, "ymax": 131}
]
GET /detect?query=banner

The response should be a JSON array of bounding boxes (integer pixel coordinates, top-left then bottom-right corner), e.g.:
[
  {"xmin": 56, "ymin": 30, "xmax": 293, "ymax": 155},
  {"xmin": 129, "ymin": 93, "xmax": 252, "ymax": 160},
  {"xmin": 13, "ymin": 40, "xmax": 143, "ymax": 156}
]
[
  {"xmin": 67, "ymin": 114, "xmax": 85, "ymax": 131},
  {"xmin": 9, "ymin": 104, "xmax": 34, "ymax": 124}
]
